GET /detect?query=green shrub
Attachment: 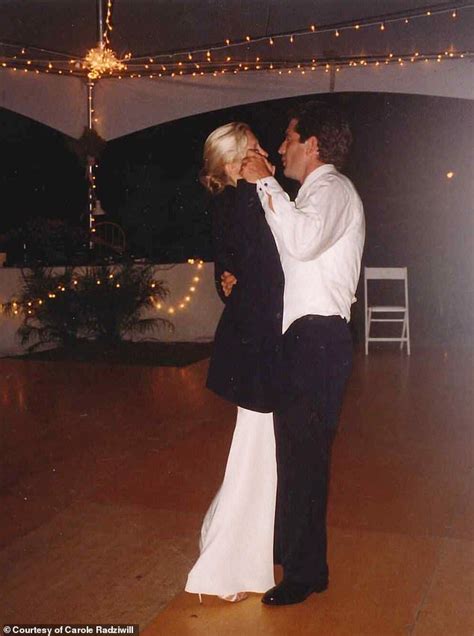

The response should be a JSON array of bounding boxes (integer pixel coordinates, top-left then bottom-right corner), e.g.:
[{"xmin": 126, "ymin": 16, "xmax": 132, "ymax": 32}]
[{"xmin": 3, "ymin": 264, "xmax": 173, "ymax": 350}]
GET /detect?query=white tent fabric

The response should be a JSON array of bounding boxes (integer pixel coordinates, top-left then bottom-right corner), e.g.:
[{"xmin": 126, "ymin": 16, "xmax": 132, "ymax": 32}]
[
  {"xmin": 95, "ymin": 60, "xmax": 474, "ymax": 140},
  {"xmin": 1, "ymin": 59, "xmax": 473, "ymax": 140},
  {"xmin": 0, "ymin": 71, "xmax": 87, "ymax": 138}
]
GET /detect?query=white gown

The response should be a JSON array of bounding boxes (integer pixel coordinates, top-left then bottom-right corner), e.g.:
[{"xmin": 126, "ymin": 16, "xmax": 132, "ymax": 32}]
[{"xmin": 185, "ymin": 406, "xmax": 277, "ymax": 596}]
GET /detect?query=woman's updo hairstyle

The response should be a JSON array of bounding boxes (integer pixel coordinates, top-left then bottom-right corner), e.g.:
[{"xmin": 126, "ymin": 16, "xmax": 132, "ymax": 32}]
[{"xmin": 200, "ymin": 122, "xmax": 251, "ymax": 194}]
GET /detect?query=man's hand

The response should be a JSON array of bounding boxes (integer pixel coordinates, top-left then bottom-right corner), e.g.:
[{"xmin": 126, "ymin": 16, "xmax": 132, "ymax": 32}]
[
  {"xmin": 221, "ymin": 270, "xmax": 237, "ymax": 297},
  {"xmin": 241, "ymin": 150, "xmax": 275, "ymax": 183}
]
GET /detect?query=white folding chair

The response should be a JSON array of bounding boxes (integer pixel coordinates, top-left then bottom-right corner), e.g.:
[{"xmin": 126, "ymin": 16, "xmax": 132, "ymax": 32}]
[{"xmin": 364, "ymin": 267, "xmax": 411, "ymax": 355}]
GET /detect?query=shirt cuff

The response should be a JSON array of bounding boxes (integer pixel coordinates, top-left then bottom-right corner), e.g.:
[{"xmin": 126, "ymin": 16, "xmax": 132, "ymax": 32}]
[{"xmin": 256, "ymin": 176, "xmax": 285, "ymax": 196}]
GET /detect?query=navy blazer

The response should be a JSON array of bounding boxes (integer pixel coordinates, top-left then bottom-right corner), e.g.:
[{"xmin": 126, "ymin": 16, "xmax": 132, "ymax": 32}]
[{"xmin": 206, "ymin": 180, "xmax": 284, "ymax": 413}]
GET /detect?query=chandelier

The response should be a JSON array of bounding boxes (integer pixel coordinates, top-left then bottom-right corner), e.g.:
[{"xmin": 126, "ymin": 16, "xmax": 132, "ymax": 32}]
[{"xmin": 84, "ymin": 46, "xmax": 126, "ymax": 79}]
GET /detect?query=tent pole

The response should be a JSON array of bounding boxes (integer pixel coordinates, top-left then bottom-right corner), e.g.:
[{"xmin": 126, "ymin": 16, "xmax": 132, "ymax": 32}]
[
  {"xmin": 87, "ymin": 81, "xmax": 94, "ymax": 130},
  {"xmin": 87, "ymin": 81, "xmax": 96, "ymax": 244},
  {"xmin": 329, "ymin": 66, "xmax": 336, "ymax": 92},
  {"xmin": 97, "ymin": 0, "xmax": 105, "ymax": 49},
  {"xmin": 82, "ymin": 1, "xmax": 107, "ymax": 249},
  {"xmin": 86, "ymin": 0, "xmax": 104, "ymax": 246}
]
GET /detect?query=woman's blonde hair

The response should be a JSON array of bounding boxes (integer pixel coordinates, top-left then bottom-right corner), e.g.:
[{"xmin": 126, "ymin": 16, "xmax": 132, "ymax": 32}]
[{"xmin": 200, "ymin": 122, "xmax": 251, "ymax": 194}]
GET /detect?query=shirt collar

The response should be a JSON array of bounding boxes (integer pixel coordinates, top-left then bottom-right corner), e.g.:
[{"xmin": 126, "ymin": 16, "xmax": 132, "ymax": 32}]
[{"xmin": 297, "ymin": 164, "xmax": 337, "ymax": 199}]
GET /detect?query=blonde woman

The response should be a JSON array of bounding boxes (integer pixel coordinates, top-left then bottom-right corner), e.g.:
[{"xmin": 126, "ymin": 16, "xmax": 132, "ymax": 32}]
[{"xmin": 185, "ymin": 123, "xmax": 284, "ymax": 602}]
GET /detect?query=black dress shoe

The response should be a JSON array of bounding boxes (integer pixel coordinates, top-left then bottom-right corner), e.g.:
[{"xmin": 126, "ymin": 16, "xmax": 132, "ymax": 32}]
[{"xmin": 261, "ymin": 578, "xmax": 328, "ymax": 606}]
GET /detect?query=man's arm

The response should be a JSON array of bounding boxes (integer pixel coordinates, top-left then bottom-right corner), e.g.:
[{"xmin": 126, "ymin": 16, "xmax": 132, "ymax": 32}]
[
  {"xmin": 256, "ymin": 176, "xmax": 352, "ymax": 262},
  {"xmin": 241, "ymin": 153, "xmax": 353, "ymax": 262}
]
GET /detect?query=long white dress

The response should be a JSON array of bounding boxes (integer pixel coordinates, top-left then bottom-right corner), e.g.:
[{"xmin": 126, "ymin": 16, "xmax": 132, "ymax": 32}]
[{"xmin": 185, "ymin": 406, "xmax": 277, "ymax": 596}]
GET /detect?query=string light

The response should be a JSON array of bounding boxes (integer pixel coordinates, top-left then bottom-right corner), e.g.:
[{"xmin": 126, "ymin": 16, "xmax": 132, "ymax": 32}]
[
  {"xmin": 1, "ymin": 48, "xmax": 471, "ymax": 80},
  {"xmin": 0, "ymin": 4, "xmax": 472, "ymax": 82},
  {"xmin": 125, "ymin": 3, "xmax": 472, "ymax": 65},
  {"xmin": 193, "ymin": 50, "xmax": 474, "ymax": 78},
  {"xmin": 150, "ymin": 260, "xmax": 205, "ymax": 315},
  {"xmin": 3, "ymin": 263, "xmax": 204, "ymax": 317},
  {"xmin": 103, "ymin": 0, "xmax": 114, "ymax": 47}
]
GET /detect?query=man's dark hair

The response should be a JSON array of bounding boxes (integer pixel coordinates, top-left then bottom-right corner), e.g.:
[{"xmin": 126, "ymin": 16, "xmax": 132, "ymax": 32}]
[{"xmin": 289, "ymin": 101, "xmax": 352, "ymax": 170}]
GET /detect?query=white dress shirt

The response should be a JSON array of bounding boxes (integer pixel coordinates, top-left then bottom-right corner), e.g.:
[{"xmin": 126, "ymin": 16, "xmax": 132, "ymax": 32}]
[{"xmin": 256, "ymin": 164, "xmax": 365, "ymax": 333}]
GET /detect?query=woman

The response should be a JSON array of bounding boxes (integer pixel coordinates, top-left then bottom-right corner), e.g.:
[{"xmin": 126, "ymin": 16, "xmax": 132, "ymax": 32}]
[{"xmin": 185, "ymin": 123, "xmax": 284, "ymax": 602}]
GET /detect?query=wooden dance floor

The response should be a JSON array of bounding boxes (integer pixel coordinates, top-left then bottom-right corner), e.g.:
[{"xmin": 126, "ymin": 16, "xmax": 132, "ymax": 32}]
[{"xmin": 2, "ymin": 347, "xmax": 473, "ymax": 635}]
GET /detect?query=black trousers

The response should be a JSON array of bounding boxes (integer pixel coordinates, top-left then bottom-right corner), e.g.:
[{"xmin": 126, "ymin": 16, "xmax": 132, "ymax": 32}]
[{"xmin": 273, "ymin": 315, "xmax": 353, "ymax": 585}]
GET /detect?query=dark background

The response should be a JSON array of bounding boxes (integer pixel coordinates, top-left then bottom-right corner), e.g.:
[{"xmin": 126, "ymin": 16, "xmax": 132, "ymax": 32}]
[{"xmin": 0, "ymin": 92, "xmax": 473, "ymax": 346}]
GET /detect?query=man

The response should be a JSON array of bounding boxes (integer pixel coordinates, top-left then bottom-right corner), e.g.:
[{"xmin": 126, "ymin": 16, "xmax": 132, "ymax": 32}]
[{"xmin": 237, "ymin": 101, "xmax": 365, "ymax": 605}]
